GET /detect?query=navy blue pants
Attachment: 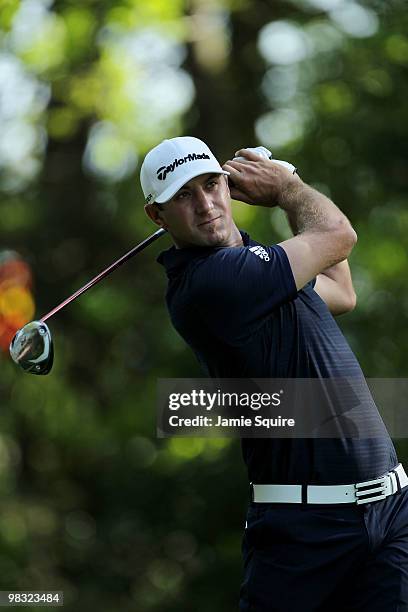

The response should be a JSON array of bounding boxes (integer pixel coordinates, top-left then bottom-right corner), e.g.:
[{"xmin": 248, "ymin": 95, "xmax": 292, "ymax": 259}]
[{"xmin": 240, "ymin": 487, "xmax": 408, "ymax": 611}]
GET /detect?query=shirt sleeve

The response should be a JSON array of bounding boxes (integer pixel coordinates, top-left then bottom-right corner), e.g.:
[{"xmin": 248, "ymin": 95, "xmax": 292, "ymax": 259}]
[{"xmin": 192, "ymin": 244, "xmax": 298, "ymax": 345}]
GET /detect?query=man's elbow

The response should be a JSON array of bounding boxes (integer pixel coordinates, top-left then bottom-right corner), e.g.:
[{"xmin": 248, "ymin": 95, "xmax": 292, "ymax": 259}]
[{"xmin": 335, "ymin": 221, "xmax": 357, "ymax": 260}]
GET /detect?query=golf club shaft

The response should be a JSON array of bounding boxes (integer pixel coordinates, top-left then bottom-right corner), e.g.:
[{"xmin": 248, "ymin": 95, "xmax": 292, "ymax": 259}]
[{"xmin": 40, "ymin": 228, "xmax": 166, "ymax": 323}]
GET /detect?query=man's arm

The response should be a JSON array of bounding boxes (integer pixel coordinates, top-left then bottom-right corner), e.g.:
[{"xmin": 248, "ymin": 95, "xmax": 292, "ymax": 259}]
[
  {"xmin": 283, "ymin": 191, "xmax": 357, "ymax": 315},
  {"xmin": 314, "ymin": 261, "xmax": 357, "ymax": 315},
  {"xmin": 223, "ymin": 149, "xmax": 357, "ymax": 292}
]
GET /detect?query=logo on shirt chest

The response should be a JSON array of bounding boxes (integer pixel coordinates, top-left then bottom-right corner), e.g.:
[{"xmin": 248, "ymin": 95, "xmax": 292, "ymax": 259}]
[{"xmin": 249, "ymin": 245, "xmax": 270, "ymax": 261}]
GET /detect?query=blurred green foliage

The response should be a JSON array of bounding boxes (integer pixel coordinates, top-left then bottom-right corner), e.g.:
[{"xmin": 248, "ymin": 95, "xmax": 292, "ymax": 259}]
[{"xmin": 1, "ymin": 0, "xmax": 407, "ymax": 610}]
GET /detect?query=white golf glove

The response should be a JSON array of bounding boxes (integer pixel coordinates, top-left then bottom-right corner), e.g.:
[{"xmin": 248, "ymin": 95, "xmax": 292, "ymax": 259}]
[{"xmin": 233, "ymin": 146, "xmax": 297, "ymax": 175}]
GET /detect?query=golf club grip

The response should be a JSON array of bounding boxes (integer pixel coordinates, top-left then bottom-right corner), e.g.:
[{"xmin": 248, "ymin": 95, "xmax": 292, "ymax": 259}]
[{"xmin": 40, "ymin": 228, "xmax": 167, "ymax": 323}]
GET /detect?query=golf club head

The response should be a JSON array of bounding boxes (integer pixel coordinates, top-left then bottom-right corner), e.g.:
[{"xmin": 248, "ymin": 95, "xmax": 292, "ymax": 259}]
[{"xmin": 9, "ymin": 321, "xmax": 54, "ymax": 375}]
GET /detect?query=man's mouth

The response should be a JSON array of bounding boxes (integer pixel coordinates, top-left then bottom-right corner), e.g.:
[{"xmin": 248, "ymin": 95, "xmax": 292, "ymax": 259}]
[{"xmin": 198, "ymin": 216, "xmax": 221, "ymax": 227}]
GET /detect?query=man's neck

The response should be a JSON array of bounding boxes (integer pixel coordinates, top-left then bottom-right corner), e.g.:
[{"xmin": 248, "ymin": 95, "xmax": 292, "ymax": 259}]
[
  {"xmin": 227, "ymin": 226, "xmax": 245, "ymax": 247},
  {"xmin": 174, "ymin": 225, "xmax": 244, "ymax": 249}
]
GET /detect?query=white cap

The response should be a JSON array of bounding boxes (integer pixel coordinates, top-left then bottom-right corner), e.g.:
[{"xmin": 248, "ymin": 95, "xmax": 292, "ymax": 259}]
[{"xmin": 140, "ymin": 136, "xmax": 229, "ymax": 205}]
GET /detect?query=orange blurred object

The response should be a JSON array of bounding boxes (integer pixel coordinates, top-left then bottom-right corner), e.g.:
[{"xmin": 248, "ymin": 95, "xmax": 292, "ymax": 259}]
[
  {"xmin": 0, "ymin": 286, "xmax": 35, "ymax": 326},
  {"xmin": 0, "ymin": 259, "xmax": 32, "ymax": 290},
  {"xmin": 0, "ymin": 251, "xmax": 36, "ymax": 355}
]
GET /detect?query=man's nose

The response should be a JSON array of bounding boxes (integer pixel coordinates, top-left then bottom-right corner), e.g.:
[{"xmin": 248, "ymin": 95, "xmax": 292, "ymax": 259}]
[{"xmin": 195, "ymin": 188, "xmax": 214, "ymax": 214}]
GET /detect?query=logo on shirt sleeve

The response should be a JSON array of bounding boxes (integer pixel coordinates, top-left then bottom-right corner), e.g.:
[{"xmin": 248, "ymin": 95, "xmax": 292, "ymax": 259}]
[{"xmin": 249, "ymin": 245, "xmax": 270, "ymax": 261}]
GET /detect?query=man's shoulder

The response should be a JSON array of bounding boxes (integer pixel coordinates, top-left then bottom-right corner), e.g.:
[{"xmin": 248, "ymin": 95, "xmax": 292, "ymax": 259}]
[{"xmin": 188, "ymin": 241, "xmax": 293, "ymax": 299}]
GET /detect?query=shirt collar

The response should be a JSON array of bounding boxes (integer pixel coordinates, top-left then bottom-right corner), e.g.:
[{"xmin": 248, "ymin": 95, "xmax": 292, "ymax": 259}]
[{"xmin": 157, "ymin": 230, "xmax": 251, "ymax": 278}]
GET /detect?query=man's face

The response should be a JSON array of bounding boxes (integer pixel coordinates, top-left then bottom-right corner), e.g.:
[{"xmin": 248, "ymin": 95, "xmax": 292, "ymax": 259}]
[{"xmin": 149, "ymin": 173, "xmax": 238, "ymax": 248}]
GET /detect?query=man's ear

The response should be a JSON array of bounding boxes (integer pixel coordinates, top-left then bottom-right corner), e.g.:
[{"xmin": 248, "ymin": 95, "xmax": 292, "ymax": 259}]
[
  {"xmin": 144, "ymin": 203, "xmax": 167, "ymax": 228},
  {"xmin": 223, "ymin": 174, "xmax": 231, "ymax": 195}
]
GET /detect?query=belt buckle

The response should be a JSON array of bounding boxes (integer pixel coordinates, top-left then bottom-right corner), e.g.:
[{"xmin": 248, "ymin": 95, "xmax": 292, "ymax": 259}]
[{"xmin": 355, "ymin": 474, "xmax": 389, "ymax": 505}]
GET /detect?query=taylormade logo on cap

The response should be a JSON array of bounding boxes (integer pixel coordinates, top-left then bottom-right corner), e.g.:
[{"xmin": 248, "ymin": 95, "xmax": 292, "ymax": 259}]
[
  {"xmin": 156, "ymin": 152, "xmax": 211, "ymax": 181},
  {"xmin": 140, "ymin": 136, "xmax": 229, "ymax": 205}
]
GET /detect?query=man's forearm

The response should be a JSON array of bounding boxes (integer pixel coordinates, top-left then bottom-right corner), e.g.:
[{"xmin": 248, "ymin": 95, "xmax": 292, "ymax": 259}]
[
  {"xmin": 285, "ymin": 194, "xmax": 356, "ymax": 299},
  {"xmin": 284, "ymin": 189, "xmax": 357, "ymax": 309},
  {"xmin": 279, "ymin": 179, "xmax": 355, "ymax": 240},
  {"xmin": 320, "ymin": 260, "xmax": 354, "ymax": 286},
  {"xmin": 284, "ymin": 190, "xmax": 355, "ymax": 285},
  {"xmin": 314, "ymin": 260, "xmax": 357, "ymax": 314}
]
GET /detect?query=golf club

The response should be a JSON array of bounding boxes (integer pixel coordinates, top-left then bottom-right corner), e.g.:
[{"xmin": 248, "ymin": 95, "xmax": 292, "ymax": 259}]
[{"xmin": 9, "ymin": 227, "xmax": 166, "ymax": 375}]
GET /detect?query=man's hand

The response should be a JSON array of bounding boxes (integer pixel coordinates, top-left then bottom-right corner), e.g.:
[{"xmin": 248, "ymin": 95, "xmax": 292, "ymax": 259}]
[{"xmin": 222, "ymin": 148, "xmax": 301, "ymax": 207}]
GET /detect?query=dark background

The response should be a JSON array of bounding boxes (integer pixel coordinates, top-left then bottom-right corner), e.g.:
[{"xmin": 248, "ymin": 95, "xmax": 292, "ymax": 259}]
[{"xmin": 0, "ymin": 0, "xmax": 407, "ymax": 609}]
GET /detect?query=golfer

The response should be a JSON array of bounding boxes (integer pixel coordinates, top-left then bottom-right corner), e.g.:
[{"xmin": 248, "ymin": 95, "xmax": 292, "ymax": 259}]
[{"xmin": 141, "ymin": 136, "xmax": 408, "ymax": 611}]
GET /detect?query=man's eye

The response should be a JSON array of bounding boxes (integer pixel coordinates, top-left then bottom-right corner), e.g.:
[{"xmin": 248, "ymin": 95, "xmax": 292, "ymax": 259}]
[
  {"xmin": 207, "ymin": 181, "xmax": 217, "ymax": 189},
  {"xmin": 176, "ymin": 192, "xmax": 189, "ymax": 200}
]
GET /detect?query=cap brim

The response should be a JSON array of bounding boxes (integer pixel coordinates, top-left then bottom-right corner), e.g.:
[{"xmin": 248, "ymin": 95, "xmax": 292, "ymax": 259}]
[{"xmin": 155, "ymin": 168, "xmax": 230, "ymax": 204}]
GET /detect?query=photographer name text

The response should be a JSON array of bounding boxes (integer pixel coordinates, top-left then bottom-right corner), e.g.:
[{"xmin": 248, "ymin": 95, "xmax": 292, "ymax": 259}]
[{"xmin": 168, "ymin": 415, "xmax": 295, "ymax": 429}]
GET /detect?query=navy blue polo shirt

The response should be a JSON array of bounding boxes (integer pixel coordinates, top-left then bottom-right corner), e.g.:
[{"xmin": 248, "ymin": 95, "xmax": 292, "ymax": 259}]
[{"xmin": 158, "ymin": 230, "xmax": 397, "ymax": 485}]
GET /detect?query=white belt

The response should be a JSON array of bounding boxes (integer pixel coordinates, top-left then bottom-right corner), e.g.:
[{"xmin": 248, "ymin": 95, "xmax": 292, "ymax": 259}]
[{"xmin": 251, "ymin": 464, "xmax": 408, "ymax": 505}]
